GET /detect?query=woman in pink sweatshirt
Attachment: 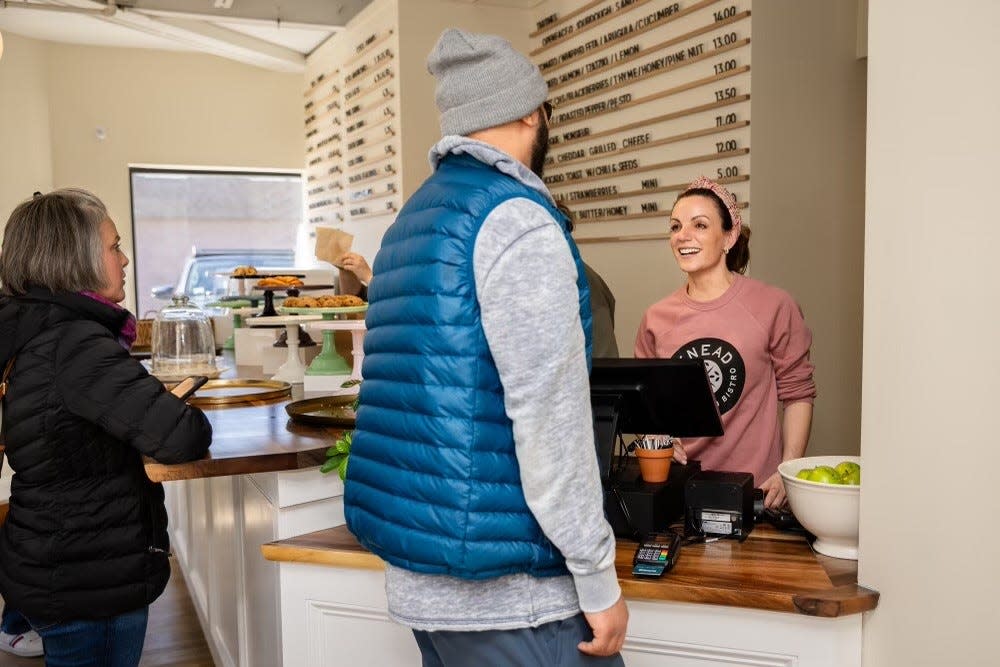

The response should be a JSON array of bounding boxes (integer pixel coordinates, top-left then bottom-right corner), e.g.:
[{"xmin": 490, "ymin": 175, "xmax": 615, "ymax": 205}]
[{"xmin": 634, "ymin": 177, "xmax": 816, "ymax": 508}]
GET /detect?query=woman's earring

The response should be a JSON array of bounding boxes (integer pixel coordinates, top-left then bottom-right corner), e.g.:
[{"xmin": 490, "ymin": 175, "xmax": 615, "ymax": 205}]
[{"xmin": 723, "ymin": 247, "xmax": 729, "ymax": 254}]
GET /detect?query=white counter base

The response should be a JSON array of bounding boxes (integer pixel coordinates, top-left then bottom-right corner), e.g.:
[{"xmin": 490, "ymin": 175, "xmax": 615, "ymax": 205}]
[
  {"xmin": 165, "ymin": 467, "xmax": 345, "ymax": 667},
  {"xmin": 275, "ymin": 561, "xmax": 861, "ymax": 667}
]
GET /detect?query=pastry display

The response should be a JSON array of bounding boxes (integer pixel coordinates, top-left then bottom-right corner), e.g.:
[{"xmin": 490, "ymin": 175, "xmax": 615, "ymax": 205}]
[
  {"xmin": 232, "ymin": 265, "xmax": 258, "ymax": 277},
  {"xmin": 255, "ymin": 275, "xmax": 304, "ymax": 288},
  {"xmin": 283, "ymin": 294, "xmax": 366, "ymax": 308}
]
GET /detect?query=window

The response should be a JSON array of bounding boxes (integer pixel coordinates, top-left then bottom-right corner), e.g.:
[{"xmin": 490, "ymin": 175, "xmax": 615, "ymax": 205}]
[{"xmin": 130, "ymin": 168, "xmax": 302, "ymax": 317}]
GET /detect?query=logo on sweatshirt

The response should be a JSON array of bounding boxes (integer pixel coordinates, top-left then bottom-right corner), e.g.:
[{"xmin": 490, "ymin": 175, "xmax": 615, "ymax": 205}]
[{"xmin": 673, "ymin": 338, "xmax": 745, "ymax": 415}]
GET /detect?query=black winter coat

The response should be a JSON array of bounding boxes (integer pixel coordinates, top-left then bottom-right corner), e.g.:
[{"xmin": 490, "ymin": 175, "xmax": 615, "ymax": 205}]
[{"xmin": 0, "ymin": 288, "xmax": 212, "ymax": 621}]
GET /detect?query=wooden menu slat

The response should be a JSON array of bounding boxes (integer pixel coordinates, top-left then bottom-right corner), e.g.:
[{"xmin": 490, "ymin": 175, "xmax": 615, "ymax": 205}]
[
  {"xmin": 304, "ymin": 70, "xmax": 338, "ymax": 97},
  {"xmin": 532, "ymin": 0, "xmax": 719, "ymax": 58},
  {"xmin": 557, "ymin": 174, "xmax": 749, "ymax": 204},
  {"xmin": 573, "ymin": 200, "xmax": 746, "ymax": 225},
  {"xmin": 553, "ymin": 38, "xmax": 750, "ymax": 109},
  {"xmin": 547, "ymin": 10, "xmax": 751, "ymax": 93},
  {"xmin": 529, "ymin": 0, "xmax": 604, "ymax": 38},
  {"xmin": 575, "ymin": 232, "xmax": 671, "ymax": 244},
  {"xmin": 532, "ymin": 0, "xmax": 656, "ymax": 56},
  {"xmin": 350, "ymin": 208, "xmax": 397, "ymax": 221},
  {"xmin": 551, "ymin": 120, "xmax": 748, "ymax": 168},
  {"xmin": 345, "ymin": 74, "xmax": 395, "ymax": 108},
  {"xmin": 343, "ymin": 30, "xmax": 395, "ymax": 68},
  {"xmin": 555, "ymin": 65, "xmax": 749, "ymax": 128},
  {"xmin": 347, "ymin": 189, "xmax": 396, "ymax": 206},
  {"xmin": 552, "ymin": 95, "xmax": 749, "ymax": 148},
  {"xmin": 546, "ymin": 147, "xmax": 748, "ymax": 186}
]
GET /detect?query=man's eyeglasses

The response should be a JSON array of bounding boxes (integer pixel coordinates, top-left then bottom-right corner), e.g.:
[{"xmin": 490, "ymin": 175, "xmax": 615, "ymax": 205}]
[{"xmin": 542, "ymin": 101, "xmax": 552, "ymax": 124}]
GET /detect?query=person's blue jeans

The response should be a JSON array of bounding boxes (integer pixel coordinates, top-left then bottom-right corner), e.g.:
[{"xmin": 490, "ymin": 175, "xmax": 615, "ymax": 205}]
[
  {"xmin": 1, "ymin": 604, "xmax": 33, "ymax": 635},
  {"xmin": 25, "ymin": 607, "xmax": 148, "ymax": 667}
]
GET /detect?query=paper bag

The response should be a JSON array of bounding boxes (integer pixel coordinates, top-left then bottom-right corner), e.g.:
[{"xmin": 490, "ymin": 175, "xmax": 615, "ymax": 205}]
[{"xmin": 314, "ymin": 227, "xmax": 354, "ymax": 267}]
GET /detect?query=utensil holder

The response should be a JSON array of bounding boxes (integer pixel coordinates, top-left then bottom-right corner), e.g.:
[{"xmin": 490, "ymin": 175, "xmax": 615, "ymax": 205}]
[{"xmin": 635, "ymin": 447, "xmax": 674, "ymax": 483}]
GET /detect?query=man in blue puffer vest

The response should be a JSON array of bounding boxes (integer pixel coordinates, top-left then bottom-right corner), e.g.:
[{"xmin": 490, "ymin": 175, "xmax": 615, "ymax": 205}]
[{"xmin": 344, "ymin": 27, "xmax": 628, "ymax": 666}]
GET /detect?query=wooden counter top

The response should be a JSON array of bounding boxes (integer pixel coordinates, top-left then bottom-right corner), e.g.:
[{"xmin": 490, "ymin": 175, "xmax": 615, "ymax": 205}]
[
  {"xmin": 143, "ymin": 393, "xmax": 345, "ymax": 483},
  {"xmin": 261, "ymin": 524, "xmax": 878, "ymax": 618}
]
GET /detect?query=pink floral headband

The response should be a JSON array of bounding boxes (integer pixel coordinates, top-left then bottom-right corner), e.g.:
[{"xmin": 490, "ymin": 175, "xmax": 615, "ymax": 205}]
[{"xmin": 683, "ymin": 176, "xmax": 742, "ymax": 233}]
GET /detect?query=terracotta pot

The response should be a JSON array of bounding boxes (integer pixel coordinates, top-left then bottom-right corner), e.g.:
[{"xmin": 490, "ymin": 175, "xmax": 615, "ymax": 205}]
[{"xmin": 635, "ymin": 447, "xmax": 674, "ymax": 483}]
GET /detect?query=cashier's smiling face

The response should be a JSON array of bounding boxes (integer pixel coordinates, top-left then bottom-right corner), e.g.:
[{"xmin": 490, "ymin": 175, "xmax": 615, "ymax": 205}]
[
  {"xmin": 668, "ymin": 195, "xmax": 736, "ymax": 277},
  {"xmin": 97, "ymin": 217, "xmax": 129, "ymax": 303}
]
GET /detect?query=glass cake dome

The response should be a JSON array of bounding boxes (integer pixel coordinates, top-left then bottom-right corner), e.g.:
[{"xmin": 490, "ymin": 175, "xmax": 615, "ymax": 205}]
[{"xmin": 151, "ymin": 295, "xmax": 217, "ymax": 377}]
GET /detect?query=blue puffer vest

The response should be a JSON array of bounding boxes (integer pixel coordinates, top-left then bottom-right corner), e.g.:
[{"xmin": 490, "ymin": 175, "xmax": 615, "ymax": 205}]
[{"xmin": 344, "ymin": 152, "xmax": 592, "ymax": 579}]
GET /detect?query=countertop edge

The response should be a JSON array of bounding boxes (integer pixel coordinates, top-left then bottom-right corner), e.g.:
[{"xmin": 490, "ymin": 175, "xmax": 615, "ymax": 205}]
[{"xmin": 260, "ymin": 526, "xmax": 878, "ymax": 618}]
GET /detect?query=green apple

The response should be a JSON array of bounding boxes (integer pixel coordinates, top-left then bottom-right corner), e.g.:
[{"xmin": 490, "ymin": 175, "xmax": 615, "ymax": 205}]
[
  {"xmin": 795, "ymin": 468, "xmax": 813, "ymax": 480},
  {"xmin": 841, "ymin": 468, "xmax": 861, "ymax": 485},
  {"xmin": 807, "ymin": 465, "xmax": 842, "ymax": 484},
  {"xmin": 835, "ymin": 461, "xmax": 860, "ymax": 477}
]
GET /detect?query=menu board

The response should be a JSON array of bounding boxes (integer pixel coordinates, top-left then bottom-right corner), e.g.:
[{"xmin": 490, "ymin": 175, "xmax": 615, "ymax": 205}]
[
  {"xmin": 303, "ymin": 25, "xmax": 402, "ymax": 235},
  {"xmin": 530, "ymin": 0, "xmax": 751, "ymax": 244}
]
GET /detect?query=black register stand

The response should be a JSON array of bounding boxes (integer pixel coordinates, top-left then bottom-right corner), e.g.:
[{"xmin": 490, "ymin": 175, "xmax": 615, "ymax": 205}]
[{"xmin": 590, "ymin": 358, "xmax": 723, "ymax": 538}]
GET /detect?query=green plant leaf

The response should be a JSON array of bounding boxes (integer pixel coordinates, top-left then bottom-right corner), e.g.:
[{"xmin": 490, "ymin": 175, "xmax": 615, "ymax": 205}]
[
  {"xmin": 337, "ymin": 454, "xmax": 350, "ymax": 481},
  {"xmin": 320, "ymin": 458, "xmax": 339, "ymax": 474},
  {"xmin": 323, "ymin": 450, "xmax": 346, "ymax": 465},
  {"xmin": 340, "ymin": 378, "xmax": 362, "ymax": 388}
]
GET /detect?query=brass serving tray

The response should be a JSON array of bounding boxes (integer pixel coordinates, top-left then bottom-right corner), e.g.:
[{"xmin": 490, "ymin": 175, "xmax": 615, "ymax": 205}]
[
  {"xmin": 186, "ymin": 379, "xmax": 291, "ymax": 406},
  {"xmin": 285, "ymin": 394, "xmax": 357, "ymax": 427}
]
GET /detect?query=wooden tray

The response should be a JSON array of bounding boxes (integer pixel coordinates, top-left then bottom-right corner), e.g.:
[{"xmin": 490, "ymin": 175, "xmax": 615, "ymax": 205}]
[
  {"xmin": 285, "ymin": 395, "xmax": 357, "ymax": 427},
  {"xmin": 184, "ymin": 379, "xmax": 291, "ymax": 406}
]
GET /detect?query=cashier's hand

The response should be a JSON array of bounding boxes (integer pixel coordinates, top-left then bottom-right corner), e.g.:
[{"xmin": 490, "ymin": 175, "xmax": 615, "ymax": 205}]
[
  {"xmin": 760, "ymin": 472, "xmax": 787, "ymax": 509},
  {"xmin": 671, "ymin": 437, "xmax": 687, "ymax": 464},
  {"xmin": 579, "ymin": 595, "xmax": 629, "ymax": 657}
]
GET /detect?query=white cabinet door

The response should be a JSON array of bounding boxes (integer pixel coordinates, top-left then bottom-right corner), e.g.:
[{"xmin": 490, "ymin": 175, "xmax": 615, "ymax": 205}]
[
  {"xmin": 208, "ymin": 476, "xmax": 243, "ymax": 667},
  {"xmin": 280, "ymin": 563, "xmax": 418, "ymax": 667},
  {"xmin": 242, "ymin": 475, "xmax": 281, "ymax": 667}
]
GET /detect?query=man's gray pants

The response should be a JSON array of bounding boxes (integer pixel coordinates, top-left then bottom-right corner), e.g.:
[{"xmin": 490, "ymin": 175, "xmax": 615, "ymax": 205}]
[{"xmin": 412, "ymin": 614, "xmax": 626, "ymax": 666}]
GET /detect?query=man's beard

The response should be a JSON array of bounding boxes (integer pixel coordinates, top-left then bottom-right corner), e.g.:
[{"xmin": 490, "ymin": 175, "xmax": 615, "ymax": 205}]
[{"xmin": 529, "ymin": 120, "xmax": 550, "ymax": 178}]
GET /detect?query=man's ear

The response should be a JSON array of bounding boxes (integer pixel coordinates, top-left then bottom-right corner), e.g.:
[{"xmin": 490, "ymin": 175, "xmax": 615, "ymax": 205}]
[{"xmin": 521, "ymin": 108, "xmax": 543, "ymax": 128}]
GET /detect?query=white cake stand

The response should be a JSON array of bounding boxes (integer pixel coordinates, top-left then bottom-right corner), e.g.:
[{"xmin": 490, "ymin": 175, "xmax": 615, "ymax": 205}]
[
  {"xmin": 245, "ymin": 315, "xmax": 322, "ymax": 384},
  {"xmin": 306, "ymin": 319, "xmax": 367, "ymax": 380}
]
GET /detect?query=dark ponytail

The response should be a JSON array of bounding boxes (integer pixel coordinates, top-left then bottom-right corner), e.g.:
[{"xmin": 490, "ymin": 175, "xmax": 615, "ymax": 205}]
[{"xmin": 727, "ymin": 224, "xmax": 751, "ymax": 274}]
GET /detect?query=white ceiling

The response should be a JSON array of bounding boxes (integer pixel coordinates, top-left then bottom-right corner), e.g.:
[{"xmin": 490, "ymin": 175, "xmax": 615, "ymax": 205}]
[
  {"xmin": 0, "ymin": 0, "xmax": 375, "ymax": 72},
  {"xmin": 0, "ymin": 0, "xmax": 548, "ymax": 71}
]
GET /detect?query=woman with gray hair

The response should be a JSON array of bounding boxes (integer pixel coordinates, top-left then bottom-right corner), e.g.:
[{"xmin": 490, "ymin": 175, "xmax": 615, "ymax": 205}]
[{"xmin": 0, "ymin": 188, "xmax": 212, "ymax": 666}]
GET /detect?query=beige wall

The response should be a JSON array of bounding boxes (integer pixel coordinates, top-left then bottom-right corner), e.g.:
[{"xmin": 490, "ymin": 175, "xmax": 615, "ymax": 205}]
[
  {"xmin": 396, "ymin": 0, "xmax": 533, "ymax": 198},
  {"xmin": 45, "ymin": 43, "xmax": 302, "ymax": 310},
  {"xmin": 0, "ymin": 32, "xmax": 53, "ymax": 220},
  {"xmin": 750, "ymin": 1, "xmax": 867, "ymax": 458},
  {"xmin": 860, "ymin": 1, "xmax": 1000, "ymax": 664},
  {"xmin": 1, "ymin": 36, "xmax": 301, "ymax": 311}
]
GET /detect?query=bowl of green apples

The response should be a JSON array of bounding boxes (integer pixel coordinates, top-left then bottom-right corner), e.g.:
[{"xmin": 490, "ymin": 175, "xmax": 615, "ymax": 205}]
[{"xmin": 777, "ymin": 456, "xmax": 861, "ymax": 560}]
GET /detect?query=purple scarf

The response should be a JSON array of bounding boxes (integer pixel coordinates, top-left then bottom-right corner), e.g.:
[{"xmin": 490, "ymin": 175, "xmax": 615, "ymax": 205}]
[{"xmin": 80, "ymin": 291, "xmax": 137, "ymax": 350}]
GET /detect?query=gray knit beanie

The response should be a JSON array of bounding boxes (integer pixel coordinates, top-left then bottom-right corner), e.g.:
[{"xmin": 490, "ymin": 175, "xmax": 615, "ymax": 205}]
[{"xmin": 427, "ymin": 28, "xmax": 549, "ymax": 137}]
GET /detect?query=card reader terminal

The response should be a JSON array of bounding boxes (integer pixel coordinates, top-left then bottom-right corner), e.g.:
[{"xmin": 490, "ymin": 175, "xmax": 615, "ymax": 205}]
[{"xmin": 631, "ymin": 531, "xmax": 682, "ymax": 577}]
